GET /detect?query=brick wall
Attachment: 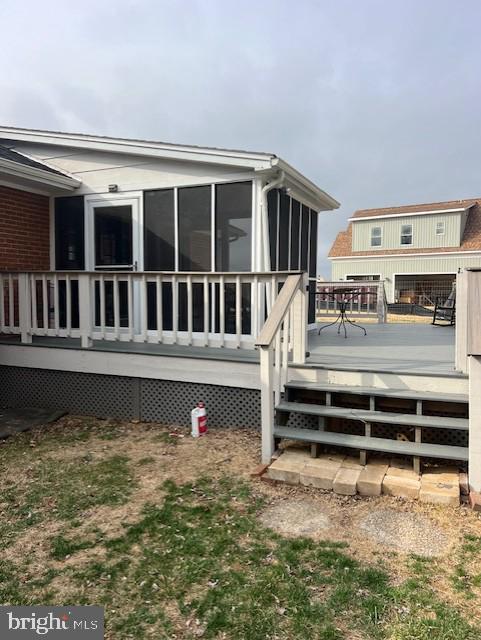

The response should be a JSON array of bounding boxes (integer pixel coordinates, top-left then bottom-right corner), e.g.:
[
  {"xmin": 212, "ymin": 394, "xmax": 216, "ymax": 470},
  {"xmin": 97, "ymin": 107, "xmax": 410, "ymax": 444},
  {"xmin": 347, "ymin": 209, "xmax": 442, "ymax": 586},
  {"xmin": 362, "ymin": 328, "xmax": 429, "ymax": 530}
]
[{"xmin": 0, "ymin": 185, "xmax": 50, "ymax": 270}]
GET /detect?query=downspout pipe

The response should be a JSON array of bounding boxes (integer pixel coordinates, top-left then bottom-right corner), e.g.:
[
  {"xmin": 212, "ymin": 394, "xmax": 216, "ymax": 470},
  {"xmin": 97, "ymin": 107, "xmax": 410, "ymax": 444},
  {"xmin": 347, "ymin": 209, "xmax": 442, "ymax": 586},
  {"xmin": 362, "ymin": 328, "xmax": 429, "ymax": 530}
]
[{"xmin": 260, "ymin": 171, "xmax": 285, "ymax": 272}]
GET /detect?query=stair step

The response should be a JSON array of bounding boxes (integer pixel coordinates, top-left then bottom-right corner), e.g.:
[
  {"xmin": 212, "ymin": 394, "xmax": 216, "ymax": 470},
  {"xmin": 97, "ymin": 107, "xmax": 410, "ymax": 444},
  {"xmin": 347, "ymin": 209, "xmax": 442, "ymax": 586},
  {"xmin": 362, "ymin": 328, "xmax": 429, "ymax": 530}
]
[
  {"xmin": 273, "ymin": 425, "xmax": 468, "ymax": 461},
  {"xmin": 285, "ymin": 381, "xmax": 468, "ymax": 404},
  {"xmin": 276, "ymin": 401, "xmax": 469, "ymax": 430}
]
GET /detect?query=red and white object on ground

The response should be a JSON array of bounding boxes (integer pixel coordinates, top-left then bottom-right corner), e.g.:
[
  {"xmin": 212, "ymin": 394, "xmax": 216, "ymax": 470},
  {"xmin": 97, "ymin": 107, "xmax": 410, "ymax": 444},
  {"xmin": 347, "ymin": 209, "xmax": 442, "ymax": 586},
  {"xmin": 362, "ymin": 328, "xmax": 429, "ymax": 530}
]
[{"xmin": 191, "ymin": 401, "xmax": 207, "ymax": 438}]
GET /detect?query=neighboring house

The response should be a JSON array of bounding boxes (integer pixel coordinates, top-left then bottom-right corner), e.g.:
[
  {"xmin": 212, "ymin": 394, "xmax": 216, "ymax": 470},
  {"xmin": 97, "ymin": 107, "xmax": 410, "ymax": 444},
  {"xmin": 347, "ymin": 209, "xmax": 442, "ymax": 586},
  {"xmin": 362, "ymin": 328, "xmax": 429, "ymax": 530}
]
[
  {"xmin": 0, "ymin": 125, "xmax": 338, "ymax": 429},
  {"xmin": 328, "ymin": 198, "xmax": 481, "ymax": 304}
]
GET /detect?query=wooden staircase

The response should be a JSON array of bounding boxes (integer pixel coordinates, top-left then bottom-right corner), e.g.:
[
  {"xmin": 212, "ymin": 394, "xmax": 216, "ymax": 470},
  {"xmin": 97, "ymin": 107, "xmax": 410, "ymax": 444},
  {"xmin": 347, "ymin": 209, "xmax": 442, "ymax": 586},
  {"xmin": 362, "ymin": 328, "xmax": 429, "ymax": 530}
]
[{"xmin": 274, "ymin": 382, "xmax": 469, "ymax": 472}]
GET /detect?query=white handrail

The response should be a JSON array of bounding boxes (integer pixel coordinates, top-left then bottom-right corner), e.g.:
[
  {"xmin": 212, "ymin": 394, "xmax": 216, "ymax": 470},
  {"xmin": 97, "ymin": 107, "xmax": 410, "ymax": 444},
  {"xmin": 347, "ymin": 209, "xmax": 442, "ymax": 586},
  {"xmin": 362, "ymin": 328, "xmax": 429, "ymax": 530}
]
[{"xmin": 255, "ymin": 272, "xmax": 309, "ymax": 463}]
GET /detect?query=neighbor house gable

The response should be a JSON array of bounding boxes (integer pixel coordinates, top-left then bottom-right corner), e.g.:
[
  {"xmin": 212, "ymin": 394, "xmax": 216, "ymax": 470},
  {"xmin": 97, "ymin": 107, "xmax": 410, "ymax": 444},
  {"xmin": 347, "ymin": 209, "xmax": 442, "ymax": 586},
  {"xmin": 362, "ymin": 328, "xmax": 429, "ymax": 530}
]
[{"xmin": 329, "ymin": 198, "xmax": 481, "ymax": 258}]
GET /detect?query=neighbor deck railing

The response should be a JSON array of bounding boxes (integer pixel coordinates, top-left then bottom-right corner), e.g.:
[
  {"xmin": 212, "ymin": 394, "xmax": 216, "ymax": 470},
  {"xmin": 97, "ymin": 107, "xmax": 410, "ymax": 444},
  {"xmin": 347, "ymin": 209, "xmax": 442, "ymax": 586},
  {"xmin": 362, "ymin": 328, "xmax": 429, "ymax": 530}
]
[
  {"xmin": 316, "ymin": 280, "xmax": 387, "ymax": 323},
  {"xmin": 0, "ymin": 270, "xmax": 300, "ymax": 350},
  {"xmin": 255, "ymin": 273, "xmax": 309, "ymax": 462}
]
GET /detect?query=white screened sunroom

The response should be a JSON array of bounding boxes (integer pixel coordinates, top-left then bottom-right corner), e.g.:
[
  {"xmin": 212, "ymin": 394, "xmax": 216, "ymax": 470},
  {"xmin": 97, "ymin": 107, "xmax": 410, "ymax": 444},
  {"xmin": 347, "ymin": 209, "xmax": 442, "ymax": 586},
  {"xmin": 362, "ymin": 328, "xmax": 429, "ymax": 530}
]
[{"xmin": 0, "ymin": 127, "xmax": 339, "ymax": 349}]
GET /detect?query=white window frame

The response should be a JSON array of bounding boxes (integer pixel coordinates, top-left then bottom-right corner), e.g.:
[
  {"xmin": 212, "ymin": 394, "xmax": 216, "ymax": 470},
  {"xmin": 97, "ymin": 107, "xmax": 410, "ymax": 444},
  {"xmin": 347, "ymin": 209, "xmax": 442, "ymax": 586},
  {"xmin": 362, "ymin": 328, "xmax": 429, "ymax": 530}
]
[
  {"xmin": 370, "ymin": 226, "xmax": 382, "ymax": 247},
  {"xmin": 400, "ymin": 223, "xmax": 413, "ymax": 246},
  {"xmin": 436, "ymin": 220, "xmax": 445, "ymax": 236}
]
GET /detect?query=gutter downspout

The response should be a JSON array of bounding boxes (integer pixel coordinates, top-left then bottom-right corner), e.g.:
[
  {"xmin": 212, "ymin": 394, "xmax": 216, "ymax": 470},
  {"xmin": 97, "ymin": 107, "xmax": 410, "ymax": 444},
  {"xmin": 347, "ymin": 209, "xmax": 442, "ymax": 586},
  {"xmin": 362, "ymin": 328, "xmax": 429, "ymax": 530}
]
[
  {"xmin": 259, "ymin": 171, "xmax": 285, "ymax": 320},
  {"xmin": 260, "ymin": 171, "xmax": 285, "ymax": 272}
]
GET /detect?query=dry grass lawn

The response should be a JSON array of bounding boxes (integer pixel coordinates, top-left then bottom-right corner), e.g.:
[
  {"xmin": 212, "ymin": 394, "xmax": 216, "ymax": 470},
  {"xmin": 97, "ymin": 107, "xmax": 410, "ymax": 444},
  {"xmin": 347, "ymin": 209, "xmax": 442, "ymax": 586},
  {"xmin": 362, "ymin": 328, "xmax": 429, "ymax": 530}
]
[{"xmin": 1, "ymin": 416, "xmax": 481, "ymax": 639}]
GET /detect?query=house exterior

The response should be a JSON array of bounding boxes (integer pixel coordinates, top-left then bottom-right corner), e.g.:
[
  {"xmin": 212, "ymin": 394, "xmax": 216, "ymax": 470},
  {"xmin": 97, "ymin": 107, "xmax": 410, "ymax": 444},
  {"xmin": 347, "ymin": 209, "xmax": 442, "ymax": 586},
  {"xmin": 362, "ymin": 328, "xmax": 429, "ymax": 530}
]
[
  {"xmin": 328, "ymin": 198, "xmax": 481, "ymax": 304},
  {"xmin": 0, "ymin": 125, "xmax": 339, "ymax": 428}
]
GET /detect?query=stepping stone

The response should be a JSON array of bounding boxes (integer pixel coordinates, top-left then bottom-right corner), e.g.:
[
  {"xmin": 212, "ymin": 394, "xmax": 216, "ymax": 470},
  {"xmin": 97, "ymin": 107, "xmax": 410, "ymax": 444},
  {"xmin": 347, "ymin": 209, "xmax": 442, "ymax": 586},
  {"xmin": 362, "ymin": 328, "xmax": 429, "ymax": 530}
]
[
  {"xmin": 300, "ymin": 455, "xmax": 344, "ymax": 490},
  {"xmin": 333, "ymin": 466, "xmax": 361, "ymax": 495},
  {"xmin": 267, "ymin": 456, "xmax": 305, "ymax": 485},
  {"xmin": 357, "ymin": 464, "xmax": 389, "ymax": 496},
  {"xmin": 420, "ymin": 469, "xmax": 460, "ymax": 506},
  {"xmin": 382, "ymin": 473, "xmax": 420, "ymax": 499}
]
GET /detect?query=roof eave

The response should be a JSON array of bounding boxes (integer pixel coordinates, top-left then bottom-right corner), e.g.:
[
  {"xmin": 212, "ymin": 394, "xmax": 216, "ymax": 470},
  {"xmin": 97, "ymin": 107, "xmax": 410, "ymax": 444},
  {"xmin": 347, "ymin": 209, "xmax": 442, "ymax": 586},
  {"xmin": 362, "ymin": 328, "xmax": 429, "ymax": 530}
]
[
  {"xmin": 0, "ymin": 157, "xmax": 81, "ymax": 191},
  {"xmin": 274, "ymin": 158, "xmax": 340, "ymax": 211},
  {"xmin": 0, "ymin": 126, "xmax": 276, "ymax": 171}
]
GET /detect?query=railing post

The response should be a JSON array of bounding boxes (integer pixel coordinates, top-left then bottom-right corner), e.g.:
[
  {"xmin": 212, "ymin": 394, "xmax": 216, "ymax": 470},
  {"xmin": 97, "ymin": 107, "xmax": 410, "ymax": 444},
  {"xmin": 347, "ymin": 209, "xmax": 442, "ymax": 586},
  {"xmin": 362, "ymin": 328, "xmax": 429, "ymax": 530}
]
[
  {"xmin": 469, "ymin": 355, "xmax": 481, "ymax": 493},
  {"xmin": 455, "ymin": 270, "xmax": 468, "ymax": 373},
  {"xmin": 78, "ymin": 273, "xmax": 93, "ymax": 348},
  {"xmin": 18, "ymin": 273, "xmax": 32, "ymax": 343},
  {"xmin": 376, "ymin": 281, "xmax": 387, "ymax": 323},
  {"xmin": 292, "ymin": 274, "xmax": 308, "ymax": 364},
  {"xmin": 259, "ymin": 345, "xmax": 275, "ymax": 463}
]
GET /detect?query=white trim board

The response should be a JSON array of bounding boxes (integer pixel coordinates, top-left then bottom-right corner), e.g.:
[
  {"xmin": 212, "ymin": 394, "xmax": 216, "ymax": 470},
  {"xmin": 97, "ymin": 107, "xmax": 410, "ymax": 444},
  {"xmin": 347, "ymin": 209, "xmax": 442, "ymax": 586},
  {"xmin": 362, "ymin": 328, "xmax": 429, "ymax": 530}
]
[
  {"xmin": 349, "ymin": 206, "xmax": 472, "ymax": 222},
  {"xmin": 330, "ymin": 250, "xmax": 481, "ymax": 261},
  {"xmin": 0, "ymin": 344, "xmax": 261, "ymax": 390}
]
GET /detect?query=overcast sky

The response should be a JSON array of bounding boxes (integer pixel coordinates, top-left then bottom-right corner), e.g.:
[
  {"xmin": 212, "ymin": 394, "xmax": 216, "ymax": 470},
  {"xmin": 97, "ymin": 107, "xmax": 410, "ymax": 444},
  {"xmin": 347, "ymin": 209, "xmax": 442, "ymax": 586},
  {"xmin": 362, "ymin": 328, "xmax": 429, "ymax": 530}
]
[{"xmin": 1, "ymin": 0, "xmax": 481, "ymax": 276}]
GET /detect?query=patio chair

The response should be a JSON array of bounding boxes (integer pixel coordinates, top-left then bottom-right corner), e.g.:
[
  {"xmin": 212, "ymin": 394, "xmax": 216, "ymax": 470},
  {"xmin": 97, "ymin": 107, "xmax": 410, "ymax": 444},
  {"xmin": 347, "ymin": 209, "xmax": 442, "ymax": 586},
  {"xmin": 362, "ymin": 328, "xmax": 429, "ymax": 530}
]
[{"xmin": 432, "ymin": 286, "xmax": 456, "ymax": 326}]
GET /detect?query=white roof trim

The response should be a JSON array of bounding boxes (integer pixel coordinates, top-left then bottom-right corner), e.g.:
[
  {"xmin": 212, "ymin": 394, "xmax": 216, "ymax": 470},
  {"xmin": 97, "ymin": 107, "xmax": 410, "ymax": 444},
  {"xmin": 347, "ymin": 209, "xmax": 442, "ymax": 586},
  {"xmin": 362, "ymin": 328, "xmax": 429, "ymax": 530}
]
[
  {"xmin": 0, "ymin": 157, "xmax": 81, "ymax": 191},
  {"xmin": 330, "ymin": 250, "xmax": 481, "ymax": 260},
  {"xmin": 349, "ymin": 206, "xmax": 472, "ymax": 222},
  {"xmin": 0, "ymin": 125, "xmax": 339, "ymax": 211}
]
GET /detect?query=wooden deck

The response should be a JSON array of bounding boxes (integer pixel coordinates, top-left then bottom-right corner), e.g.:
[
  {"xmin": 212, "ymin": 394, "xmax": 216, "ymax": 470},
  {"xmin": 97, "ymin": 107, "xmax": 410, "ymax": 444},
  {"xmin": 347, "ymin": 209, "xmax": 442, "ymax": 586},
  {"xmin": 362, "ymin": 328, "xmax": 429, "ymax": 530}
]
[{"xmin": 0, "ymin": 322, "xmax": 458, "ymax": 377}]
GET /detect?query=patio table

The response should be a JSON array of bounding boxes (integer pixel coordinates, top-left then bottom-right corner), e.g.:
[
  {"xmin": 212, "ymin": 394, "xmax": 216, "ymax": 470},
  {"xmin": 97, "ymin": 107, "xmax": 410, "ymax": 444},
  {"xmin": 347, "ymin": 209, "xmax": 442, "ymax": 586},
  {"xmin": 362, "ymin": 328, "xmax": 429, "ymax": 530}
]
[{"xmin": 317, "ymin": 287, "xmax": 367, "ymax": 338}]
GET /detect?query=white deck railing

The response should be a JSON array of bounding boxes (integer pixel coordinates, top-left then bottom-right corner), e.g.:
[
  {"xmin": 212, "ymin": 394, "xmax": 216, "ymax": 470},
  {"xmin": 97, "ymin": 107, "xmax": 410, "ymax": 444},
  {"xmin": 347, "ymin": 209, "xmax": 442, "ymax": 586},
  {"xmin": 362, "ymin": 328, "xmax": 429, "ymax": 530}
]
[
  {"xmin": 0, "ymin": 270, "xmax": 299, "ymax": 350},
  {"xmin": 316, "ymin": 280, "xmax": 387, "ymax": 322},
  {"xmin": 255, "ymin": 273, "xmax": 309, "ymax": 463}
]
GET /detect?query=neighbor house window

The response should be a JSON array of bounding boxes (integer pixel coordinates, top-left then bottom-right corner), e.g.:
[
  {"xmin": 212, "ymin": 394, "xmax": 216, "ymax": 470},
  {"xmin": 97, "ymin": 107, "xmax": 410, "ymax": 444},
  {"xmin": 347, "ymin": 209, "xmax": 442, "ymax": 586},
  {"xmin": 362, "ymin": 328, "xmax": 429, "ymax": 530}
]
[
  {"xmin": 400, "ymin": 224, "xmax": 413, "ymax": 245},
  {"xmin": 370, "ymin": 227, "xmax": 382, "ymax": 247},
  {"xmin": 436, "ymin": 221, "xmax": 445, "ymax": 236}
]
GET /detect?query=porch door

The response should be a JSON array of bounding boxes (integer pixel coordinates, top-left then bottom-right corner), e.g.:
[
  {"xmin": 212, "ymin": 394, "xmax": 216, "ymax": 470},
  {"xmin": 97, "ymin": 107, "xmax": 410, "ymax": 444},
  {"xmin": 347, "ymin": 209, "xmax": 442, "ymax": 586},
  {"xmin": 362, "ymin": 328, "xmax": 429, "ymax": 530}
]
[{"xmin": 87, "ymin": 196, "xmax": 142, "ymax": 331}]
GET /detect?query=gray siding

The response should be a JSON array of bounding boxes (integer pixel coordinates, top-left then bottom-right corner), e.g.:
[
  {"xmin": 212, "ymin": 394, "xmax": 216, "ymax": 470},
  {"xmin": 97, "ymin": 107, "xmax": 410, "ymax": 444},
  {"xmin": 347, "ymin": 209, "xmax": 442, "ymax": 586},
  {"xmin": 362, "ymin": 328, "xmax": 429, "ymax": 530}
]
[{"xmin": 352, "ymin": 212, "xmax": 462, "ymax": 252}]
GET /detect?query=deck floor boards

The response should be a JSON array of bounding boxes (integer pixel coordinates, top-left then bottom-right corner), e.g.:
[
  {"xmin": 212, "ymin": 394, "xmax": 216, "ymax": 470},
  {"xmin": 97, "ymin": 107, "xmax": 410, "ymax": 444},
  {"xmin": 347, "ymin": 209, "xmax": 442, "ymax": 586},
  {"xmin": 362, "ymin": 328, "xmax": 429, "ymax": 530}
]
[{"xmin": 0, "ymin": 323, "xmax": 458, "ymax": 376}]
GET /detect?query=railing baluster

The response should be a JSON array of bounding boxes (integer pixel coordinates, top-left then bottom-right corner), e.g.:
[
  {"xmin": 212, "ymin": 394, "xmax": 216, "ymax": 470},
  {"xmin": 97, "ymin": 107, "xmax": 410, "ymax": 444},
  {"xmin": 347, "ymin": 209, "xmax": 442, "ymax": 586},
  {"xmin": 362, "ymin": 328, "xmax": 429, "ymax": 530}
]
[
  {"xmin": 127, "ymin": 275, "xmax": 134, "ymax": 341},
  {"xmin": 156, "ymin": 274, "xmax": 163, "ymax": 343},
  {"xmin": 53, "ymin": 274, "xmax": 59, "ymax": 335},
  {"xmin": 30, "ymin": 274, "xmax": 37, "ymax": 332},
  {"xmin": 113, "ymin": 274, "xmax": 120, "ymax": 340},
  {"xmin": 274, "ymin": 327, "xmax": 282, "ymax": 404},
  {"xmin": 252, "ymin": 275, "xmax": 259, "ymax": 338},
  {"xmin": 172, "ymin": 276, "xmax": 178, "ymax": 343},
  {"xmin": 66, "ymin": 274, "xmax": 71, "ymax": 334},
  {"xmin": 203, "ymin": 275, "xmax": 209, "ymax": 347},
  {"xmin": 141, "ymin": 274, "xmax": 148, "ymax": 342},
  {"xmin": 235, "ymin": 275, "xmax": 242, "ymax": 348},
  {"xmin": 99, "ymin": 274, "xmax": 105, "ymax": 339},
  {"xmin": 187, "ymin": 275, "xmax": 193, "ymax": 345},
  {"xmin": 42, "ymin": 274, "xmax": 48, "ymax": 331},
  {"xmin": 282, "ymin": 311, "xmax": 290, "ymax": 388},
  {"xmin": 219, "ymin": 275, "xmax": 225, "ymax": 346}
]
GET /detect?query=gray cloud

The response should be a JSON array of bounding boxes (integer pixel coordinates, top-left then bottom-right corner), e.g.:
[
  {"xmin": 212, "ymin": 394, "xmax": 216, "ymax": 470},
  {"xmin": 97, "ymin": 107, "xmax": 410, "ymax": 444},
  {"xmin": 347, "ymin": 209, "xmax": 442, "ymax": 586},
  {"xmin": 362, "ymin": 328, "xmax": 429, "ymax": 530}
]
[{"xmin": 1, "ymin": 0, "xmax": 480, "ymax": 275}]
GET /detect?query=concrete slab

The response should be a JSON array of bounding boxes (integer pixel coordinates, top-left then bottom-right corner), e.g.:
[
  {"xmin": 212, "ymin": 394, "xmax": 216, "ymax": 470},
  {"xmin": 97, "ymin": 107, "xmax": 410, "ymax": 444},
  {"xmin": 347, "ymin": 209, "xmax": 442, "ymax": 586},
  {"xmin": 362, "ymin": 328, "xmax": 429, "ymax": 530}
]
[
  {"xmin": 357, "ymin": 464, "xmax": 389, "ymax": 497},
  {"xmin": 333, "ymin": 467, "xmax": 362, "ymax": 495}
]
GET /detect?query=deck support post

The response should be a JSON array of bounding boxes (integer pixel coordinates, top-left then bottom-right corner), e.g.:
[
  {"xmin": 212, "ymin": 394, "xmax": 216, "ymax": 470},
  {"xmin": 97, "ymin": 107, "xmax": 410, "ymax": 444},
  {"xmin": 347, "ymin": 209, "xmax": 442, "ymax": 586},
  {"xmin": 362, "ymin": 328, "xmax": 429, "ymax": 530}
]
[
  {"xmin": 260, "ymin": 345, "xmax": 275, "ymax": 464},
  {"xmin": 469, "ymin": 356, "xmax": 481, "ymax": 493},
  {"xmin": 456, "ymin": 270, "xmax": 468, "ymax": 373},
  {"xmin": 18, "ymin": 273, "xmax": 32, "ymax": 344},
  {"xmin": 78, "ymin": 274, "xmax": 93, "ymax": 349}
]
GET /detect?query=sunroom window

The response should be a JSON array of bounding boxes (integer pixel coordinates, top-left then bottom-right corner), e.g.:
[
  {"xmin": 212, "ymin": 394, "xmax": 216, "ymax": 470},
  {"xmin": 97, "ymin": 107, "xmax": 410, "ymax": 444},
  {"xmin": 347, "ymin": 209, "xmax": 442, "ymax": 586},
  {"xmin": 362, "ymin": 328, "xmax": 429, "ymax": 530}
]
[
  {"xmin": 436, "ymin": 221, "xmax": 445, "ymax": 236},
  {"xmin": 400, "ymin": 224, "xmax": 413, "ymax": 245},
  {"xmin": 370, "ymin": 227, "xmax": 382, "ymax": 247}
]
